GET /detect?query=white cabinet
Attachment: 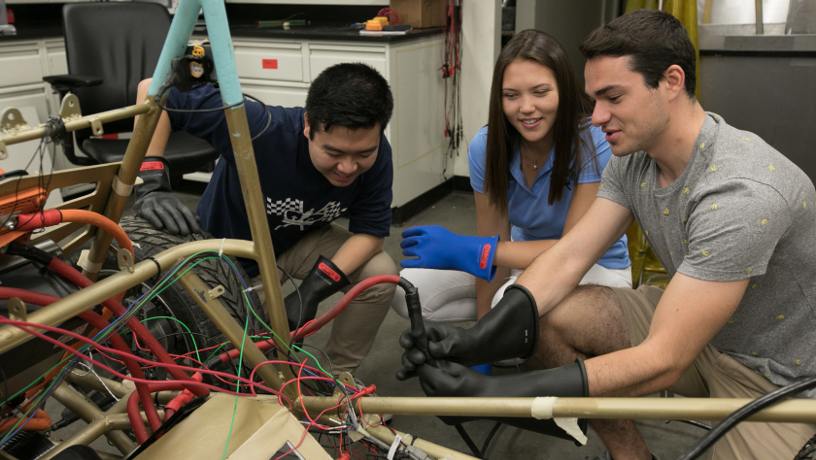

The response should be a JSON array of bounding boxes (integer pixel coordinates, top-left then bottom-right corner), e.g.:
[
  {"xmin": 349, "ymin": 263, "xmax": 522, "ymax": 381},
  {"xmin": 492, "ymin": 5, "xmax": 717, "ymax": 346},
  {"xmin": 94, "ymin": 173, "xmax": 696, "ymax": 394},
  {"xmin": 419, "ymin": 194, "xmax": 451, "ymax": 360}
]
[
  {"xmin": 1, "ymin": 34, "xmax": 448, "ymax": 208},
  {"xmin": 230, "ymin": 36, "xmax": 448, "ymax": 208},
  {"xmin": 0, "ymin": 38, "xmax": 66, "ymax": 123}
]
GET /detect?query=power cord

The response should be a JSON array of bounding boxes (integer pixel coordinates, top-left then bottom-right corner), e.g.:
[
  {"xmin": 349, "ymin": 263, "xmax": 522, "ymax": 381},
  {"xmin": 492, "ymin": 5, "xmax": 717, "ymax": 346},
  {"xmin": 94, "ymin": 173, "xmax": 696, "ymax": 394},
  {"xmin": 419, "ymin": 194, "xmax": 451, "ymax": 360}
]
[{"xmin": 677, "ymin": 374, "xmax": 816, "ymax": 460}]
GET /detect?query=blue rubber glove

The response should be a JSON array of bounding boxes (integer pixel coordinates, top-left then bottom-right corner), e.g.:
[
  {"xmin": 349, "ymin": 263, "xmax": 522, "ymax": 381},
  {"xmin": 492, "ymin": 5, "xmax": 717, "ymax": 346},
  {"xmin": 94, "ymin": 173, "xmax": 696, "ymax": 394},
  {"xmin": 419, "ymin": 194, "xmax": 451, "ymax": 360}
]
[{"xmin": 400, "ymin": 225, "xmax": 498, "ymax": 281}]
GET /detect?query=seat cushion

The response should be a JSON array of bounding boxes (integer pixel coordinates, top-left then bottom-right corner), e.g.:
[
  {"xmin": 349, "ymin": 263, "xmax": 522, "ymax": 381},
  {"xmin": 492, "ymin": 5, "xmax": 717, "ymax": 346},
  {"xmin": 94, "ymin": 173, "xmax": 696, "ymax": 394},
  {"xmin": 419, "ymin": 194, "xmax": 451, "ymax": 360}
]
[{"xmin": 81, "ymin": 130, "xmax": 219, "ymax": 176}]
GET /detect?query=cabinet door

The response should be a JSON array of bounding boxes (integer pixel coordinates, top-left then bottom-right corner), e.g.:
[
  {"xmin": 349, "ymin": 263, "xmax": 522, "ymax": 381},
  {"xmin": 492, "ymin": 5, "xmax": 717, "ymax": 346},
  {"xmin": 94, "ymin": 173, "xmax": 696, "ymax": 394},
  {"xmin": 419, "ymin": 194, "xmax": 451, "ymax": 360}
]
[
  {"xmin": 45, "ymin": 40, "xmax": 68, "ymax": 76},
  {"xmin": 0, "ymin": 42, "xmax": 43, "ymax": 89},
  {"xmin": 234, "ymin": 42, "xmax": 304, "ymax": 82},
  {"xmin": 309, "ymin": 44, "xmax": 387, "ymax": 81}
]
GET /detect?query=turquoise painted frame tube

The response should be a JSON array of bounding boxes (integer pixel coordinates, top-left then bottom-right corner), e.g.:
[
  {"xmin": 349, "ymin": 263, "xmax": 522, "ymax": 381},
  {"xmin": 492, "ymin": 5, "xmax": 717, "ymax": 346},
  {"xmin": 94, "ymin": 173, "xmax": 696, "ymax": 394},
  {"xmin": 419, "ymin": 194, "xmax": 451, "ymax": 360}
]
[{"xmin": 147, "ymin": 0, "xmax": 243, "ymax": 106}]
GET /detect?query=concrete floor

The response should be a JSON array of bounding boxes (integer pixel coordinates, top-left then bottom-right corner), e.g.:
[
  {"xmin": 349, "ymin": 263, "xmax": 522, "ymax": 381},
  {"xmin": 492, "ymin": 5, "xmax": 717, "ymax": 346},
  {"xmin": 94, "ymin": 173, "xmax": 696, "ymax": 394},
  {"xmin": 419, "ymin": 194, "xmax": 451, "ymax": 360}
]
[{"xmin": 44, "ymin": 185, "xmax": 709, "ymax": 460}]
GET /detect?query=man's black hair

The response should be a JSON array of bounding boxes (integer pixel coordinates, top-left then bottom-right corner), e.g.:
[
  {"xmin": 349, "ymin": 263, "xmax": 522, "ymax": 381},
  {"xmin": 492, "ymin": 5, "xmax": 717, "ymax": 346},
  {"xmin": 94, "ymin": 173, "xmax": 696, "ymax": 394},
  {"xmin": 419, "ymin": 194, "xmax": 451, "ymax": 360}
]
[
  {"xmin": 305, "ymin": 63, "xmax": 394, "ymax": 139},
  {"xmin": 579, "ymin": 9, "xmax": 697, "ymax": 99}
]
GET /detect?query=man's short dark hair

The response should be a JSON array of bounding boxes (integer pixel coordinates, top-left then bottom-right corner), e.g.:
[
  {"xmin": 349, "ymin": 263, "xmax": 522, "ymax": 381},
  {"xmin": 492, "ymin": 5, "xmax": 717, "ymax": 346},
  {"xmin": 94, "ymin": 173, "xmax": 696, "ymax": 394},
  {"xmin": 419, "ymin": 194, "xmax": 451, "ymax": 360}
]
[
  {"xmin": 305, "ymin": 63, "xmax": 393, "ymax": 139},
  {"xmin": 579, "ymin": 9, "xmax": 697, "ymax": 99}
]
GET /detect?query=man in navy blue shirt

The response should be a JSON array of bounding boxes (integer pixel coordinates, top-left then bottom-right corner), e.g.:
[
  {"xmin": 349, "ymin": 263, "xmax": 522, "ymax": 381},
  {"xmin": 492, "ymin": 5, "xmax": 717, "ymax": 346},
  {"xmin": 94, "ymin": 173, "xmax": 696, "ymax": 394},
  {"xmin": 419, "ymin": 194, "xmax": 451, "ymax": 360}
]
[{"xmin": 134, "ymin": 63, "xmax": 398, "ymax": 373}]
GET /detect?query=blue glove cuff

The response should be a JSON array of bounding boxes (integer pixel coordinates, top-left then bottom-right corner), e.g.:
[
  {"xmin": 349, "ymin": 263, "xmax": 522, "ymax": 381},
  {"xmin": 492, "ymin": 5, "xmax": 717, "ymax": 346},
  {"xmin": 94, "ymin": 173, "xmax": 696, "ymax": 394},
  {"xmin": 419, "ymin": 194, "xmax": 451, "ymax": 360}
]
[{"xmin": 473, "ymin": 234, "xmax": 499, "ymax": 282}]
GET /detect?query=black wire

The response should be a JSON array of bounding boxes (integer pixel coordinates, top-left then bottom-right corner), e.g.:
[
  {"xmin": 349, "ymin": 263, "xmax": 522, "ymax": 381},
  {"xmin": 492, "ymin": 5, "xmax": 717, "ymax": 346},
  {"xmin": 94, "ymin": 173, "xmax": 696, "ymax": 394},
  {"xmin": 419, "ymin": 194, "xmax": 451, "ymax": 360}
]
[
  {"xmin": 244, "ymin": 93, "xmax": 273, "ymax": 142},
  {"xmin": 480, "ymin": 422, "xmax": 502, "ymax": 457},
  {"xmin": 153, "ymin": 85, "xmax": 271, "ymax": 141},
  {"xmin": 279, "ymin": 264, "xmax": 304, "ymax": 355},
  {"xmin": 666, "ymin": 419, "xmax": 712, "ymax": 431},
  {"xmin": 154, "ymin": 94, "xmax": 245, "ymax": 114},
  {"xmin": 677, "ymin": 374, "xmax": 816, "ymax": 460}
]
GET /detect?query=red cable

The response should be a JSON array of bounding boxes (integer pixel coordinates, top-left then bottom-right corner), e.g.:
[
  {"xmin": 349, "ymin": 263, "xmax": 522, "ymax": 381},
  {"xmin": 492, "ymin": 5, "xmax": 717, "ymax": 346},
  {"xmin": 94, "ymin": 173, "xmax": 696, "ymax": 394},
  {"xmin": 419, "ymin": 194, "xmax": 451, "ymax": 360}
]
[
  {"xmin": 211, "ymin": 275, "xmax": 402, "ymax": 366},
  {"xmin": 46, "ymin": 256, "xmax": 208, "ymax": 397},
  {"xmin": 0, "ymin": 287, "xmax": 163, "ymax": 435},
  {"xmin": 0, "ymin": 318, "xmax": 289, "ymax": 403}
]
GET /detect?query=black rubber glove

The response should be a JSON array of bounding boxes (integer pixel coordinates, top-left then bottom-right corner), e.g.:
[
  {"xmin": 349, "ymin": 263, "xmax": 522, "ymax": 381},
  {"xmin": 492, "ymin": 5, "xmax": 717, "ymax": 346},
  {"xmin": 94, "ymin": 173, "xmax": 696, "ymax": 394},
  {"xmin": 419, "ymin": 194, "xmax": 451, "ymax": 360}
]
[
  {"xmin": 416, "ymin": 359, "xmax": 589, "ymax": 442},
  {"xmin": 285, "ymin": 255, "xmax": 350, "ymax": 331},
  {"xmin": 133, "ymin": 156, "xmax": 200, "ymax": 236},
  {"xmin": 398, "ymin": 284, "xmax": 539, "ymax": 373}
]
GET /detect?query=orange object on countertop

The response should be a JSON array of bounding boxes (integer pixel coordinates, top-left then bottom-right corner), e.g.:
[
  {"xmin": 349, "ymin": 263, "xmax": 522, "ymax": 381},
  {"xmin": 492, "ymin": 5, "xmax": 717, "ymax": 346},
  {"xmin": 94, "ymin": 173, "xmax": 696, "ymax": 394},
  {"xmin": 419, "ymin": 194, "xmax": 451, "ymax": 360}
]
[{"xmin": 365, "ymin": 16, "xmax": 389, "ymax": 31}]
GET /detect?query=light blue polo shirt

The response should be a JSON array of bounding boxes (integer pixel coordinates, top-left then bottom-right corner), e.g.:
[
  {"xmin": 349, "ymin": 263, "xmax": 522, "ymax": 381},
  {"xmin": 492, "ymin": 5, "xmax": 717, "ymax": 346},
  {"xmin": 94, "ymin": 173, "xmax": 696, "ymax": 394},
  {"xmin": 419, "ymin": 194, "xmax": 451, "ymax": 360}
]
[{"xmin": 468, "ymin": 125, "xmax": 630, "ymax": 270}]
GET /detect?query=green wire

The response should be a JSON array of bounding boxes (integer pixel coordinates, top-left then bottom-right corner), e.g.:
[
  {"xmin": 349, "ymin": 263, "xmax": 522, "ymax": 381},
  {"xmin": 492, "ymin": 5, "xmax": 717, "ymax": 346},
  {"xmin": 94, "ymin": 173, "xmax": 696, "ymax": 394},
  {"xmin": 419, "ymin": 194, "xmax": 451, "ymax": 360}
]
[
  {"xmin": 0, "ymin": 252, "xmax": 213, "ymax": 410},
  {"xmin": 222, "ymin": 302, "xmax": 250, "ymax": 460}
]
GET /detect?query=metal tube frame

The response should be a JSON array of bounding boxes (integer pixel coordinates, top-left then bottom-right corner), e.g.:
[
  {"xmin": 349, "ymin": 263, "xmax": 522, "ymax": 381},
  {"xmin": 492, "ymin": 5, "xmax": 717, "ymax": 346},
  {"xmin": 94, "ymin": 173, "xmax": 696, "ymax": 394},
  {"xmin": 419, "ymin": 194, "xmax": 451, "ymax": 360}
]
[{"xmin": 0, "ymin": 0, "xmax": 811, "ymax": 457}]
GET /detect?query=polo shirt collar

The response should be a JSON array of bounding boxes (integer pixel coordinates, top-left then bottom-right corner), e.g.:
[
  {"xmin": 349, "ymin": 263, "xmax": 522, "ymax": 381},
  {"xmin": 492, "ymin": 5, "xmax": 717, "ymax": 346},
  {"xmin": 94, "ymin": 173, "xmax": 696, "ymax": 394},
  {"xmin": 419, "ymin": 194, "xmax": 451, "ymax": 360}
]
[{"xmin": 509, "ymin": 142, "xmax": 556, "ymax": 194}]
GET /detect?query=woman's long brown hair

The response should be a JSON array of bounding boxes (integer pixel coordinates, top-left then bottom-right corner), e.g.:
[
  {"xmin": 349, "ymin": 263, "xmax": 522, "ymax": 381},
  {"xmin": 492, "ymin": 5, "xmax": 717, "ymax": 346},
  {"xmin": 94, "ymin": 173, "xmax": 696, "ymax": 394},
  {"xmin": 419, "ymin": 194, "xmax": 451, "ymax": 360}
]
[{"xmin": 483, "ymin": 29, "xmax": 598, "ymax": 217}]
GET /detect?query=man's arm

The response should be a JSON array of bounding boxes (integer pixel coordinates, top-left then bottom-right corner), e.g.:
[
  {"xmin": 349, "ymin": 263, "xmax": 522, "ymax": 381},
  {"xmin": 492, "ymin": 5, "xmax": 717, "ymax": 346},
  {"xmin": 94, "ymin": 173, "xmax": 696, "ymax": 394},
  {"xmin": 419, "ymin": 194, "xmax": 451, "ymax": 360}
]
[
  {"xmin": 135, "ymin": 78, "xmax": 171, "ymax": 158},
  {"xmin": 331, "ymin": 233, "xmax": 385, "ymax": 275},
  {"xmin": 585, "ymin": 274, "xmax": 748, "ymax": 396},
  {"xmin": 516, "ymin": 196, "xmax": 634, "ymax": 316},
  {"xmin": 493, "ymin": 181, "xmax": 601, "ymax": 270}
]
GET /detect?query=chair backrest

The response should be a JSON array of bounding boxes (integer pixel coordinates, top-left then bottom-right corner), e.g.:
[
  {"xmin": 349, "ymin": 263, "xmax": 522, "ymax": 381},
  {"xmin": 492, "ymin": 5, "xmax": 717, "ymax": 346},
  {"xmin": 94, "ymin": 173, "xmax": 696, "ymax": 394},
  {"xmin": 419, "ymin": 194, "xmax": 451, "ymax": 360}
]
[{"xmin": 62, "ymin": 2, "xmax": 171, "ymax": 136}]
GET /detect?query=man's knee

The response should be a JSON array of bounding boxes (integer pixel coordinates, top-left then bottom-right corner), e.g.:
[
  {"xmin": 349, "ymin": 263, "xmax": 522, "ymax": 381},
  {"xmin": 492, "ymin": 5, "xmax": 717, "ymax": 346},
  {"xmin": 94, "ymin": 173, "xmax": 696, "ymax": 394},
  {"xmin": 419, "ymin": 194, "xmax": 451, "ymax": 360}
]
[
  {"xmin": 536, "ymin": 285, "xmax": 628, "ymax": 365},
  {"xmin": 351, "ymin": 251, "xmax": 399, "ymax": 302},
  {"xmin": 540, "ymin": 285, "xmax": 620, "ymax": 332}
]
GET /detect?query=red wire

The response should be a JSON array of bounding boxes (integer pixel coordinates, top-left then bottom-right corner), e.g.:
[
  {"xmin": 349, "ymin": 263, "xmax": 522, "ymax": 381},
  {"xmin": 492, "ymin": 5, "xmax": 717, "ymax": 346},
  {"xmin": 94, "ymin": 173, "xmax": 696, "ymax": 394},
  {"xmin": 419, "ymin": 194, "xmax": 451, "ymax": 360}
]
[
  {"xmin": 212, "ymin": 275, "xmax": 401, "ymax": 366},
  {"xmin": 0, "ymin": 318, "xmax": 292, "ymax": 406},
  {"xmin": 46, "ymin": 256, "xmax": 207, "ymax": 397}
]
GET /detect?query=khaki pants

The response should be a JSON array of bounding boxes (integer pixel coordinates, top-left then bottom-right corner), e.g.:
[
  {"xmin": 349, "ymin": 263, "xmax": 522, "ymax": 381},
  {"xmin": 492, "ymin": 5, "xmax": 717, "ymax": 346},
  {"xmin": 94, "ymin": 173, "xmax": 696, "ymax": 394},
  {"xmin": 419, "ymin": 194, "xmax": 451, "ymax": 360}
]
[
  {"xmin": 614, "ymin": 285, "xmax": 816, "ymax": 460},
  {"xmin": 252, "ymin": 223, "xmax": 398, "ymax": 373}
]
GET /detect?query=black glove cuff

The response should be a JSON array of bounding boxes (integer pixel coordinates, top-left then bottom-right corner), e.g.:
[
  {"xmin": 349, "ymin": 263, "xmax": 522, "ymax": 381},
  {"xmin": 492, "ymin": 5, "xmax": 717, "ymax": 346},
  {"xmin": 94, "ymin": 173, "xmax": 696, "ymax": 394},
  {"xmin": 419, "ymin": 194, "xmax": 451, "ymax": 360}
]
[
  {"xmin": 505, "ymin": 284, "xmax": 540, "ymax": 360},
  {"xmin": 135, "ymin": 156, "xmax": 173, "ymax": 199},
  {"xmin": 311, "ymin": 255, "xmax": 350, "ymax": 289},
  {"xmin": 575, "ymin": 357, "xmax": 589, "ymax": 397}
]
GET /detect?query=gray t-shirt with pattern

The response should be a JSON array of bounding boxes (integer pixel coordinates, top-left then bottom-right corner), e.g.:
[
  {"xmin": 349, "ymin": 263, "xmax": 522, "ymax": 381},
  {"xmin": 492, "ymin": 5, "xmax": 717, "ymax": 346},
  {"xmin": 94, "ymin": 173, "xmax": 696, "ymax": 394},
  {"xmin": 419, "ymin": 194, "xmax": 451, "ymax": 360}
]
[{"xmin": 597, "ymin": 113, "xmax": 816, "ymax": 394}]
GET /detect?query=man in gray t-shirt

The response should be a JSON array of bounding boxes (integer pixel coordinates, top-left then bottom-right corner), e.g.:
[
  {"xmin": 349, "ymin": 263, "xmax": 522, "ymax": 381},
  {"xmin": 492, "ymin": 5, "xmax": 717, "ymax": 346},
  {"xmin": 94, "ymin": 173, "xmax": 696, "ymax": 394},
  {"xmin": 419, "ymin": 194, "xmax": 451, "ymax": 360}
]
[
  {"xmin": 398, "ymin": 9, "xmax": 816, "ymax": 460},
  {"xmin": 600, "ymin": 112, "xmax": 816, "ymax": 393}
]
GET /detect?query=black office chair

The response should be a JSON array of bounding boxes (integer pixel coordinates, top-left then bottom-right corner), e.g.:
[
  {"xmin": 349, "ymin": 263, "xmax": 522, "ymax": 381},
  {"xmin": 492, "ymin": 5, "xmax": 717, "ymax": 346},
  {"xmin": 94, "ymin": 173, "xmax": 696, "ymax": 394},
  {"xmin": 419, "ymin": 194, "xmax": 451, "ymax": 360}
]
[{"xmin": 43, "ymin": 2, "xmax": 218, "ymax": 182}]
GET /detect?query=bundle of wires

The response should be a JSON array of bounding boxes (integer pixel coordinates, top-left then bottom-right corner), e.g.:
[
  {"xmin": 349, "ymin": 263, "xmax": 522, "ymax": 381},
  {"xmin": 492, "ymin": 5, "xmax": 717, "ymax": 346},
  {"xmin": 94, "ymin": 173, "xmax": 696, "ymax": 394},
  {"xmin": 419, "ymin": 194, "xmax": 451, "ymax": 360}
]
[
  {"xmin": 0, "ymin": 247, "xmax": 396, "ymax": 460},
  {"xmin": 441, "ymin": 0, "xmax": 463, "ymax": 179}
]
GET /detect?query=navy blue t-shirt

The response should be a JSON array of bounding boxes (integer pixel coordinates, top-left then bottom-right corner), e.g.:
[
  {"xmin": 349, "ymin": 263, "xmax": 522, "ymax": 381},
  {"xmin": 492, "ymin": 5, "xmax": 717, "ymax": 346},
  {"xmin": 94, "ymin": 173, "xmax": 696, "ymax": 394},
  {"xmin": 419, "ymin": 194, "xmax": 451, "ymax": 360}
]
[{"xmin": 166, "ymin": 85, "xmax": 393, "ymax": 276}]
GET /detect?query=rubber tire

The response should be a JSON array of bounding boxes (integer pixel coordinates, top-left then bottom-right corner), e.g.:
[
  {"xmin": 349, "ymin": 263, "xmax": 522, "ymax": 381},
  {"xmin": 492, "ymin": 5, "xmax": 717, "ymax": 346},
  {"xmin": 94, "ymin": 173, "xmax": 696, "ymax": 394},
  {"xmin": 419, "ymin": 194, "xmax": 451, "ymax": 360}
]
[
  {"xmin": 118, "ymin": 215, "xmax": 266, "ymax": 343},
  {"xmin": 65, "ymin": 215, "xmax": 266, "ymax": 377}
]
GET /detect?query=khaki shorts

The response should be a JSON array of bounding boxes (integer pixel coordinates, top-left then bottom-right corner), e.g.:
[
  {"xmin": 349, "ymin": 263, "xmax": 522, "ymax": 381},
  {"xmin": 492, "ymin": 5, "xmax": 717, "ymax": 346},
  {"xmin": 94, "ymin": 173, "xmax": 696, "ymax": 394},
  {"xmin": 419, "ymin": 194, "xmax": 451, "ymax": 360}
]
[{"xmin": 613, "ymin": 285, "xmax": 816, "ymax": 460}]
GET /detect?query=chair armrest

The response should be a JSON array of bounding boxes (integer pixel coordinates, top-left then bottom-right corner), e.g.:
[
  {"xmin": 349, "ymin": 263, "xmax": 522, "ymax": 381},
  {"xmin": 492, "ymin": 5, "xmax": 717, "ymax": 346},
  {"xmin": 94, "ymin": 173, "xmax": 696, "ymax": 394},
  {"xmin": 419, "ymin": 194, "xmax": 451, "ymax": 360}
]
[{"xmin": 43, "ymin": 74, "xmax": 103, "ymax": 89}]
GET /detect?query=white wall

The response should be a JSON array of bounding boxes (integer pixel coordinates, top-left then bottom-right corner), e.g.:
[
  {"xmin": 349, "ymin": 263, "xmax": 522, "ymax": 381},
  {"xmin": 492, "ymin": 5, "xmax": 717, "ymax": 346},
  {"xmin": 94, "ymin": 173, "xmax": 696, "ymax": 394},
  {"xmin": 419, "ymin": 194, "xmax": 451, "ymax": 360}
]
[{"xmin": 455, "ymin": 0, "xmax": 501, "ymax": 177}]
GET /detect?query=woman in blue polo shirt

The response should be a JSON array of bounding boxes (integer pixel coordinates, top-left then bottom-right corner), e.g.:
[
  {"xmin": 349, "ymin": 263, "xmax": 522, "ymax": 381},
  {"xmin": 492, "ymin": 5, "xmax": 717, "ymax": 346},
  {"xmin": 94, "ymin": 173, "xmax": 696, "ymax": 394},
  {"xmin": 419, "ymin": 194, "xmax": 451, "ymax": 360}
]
[{"xmin": 393, "ymin": 30, "xmax": 631, "ymax": 338}]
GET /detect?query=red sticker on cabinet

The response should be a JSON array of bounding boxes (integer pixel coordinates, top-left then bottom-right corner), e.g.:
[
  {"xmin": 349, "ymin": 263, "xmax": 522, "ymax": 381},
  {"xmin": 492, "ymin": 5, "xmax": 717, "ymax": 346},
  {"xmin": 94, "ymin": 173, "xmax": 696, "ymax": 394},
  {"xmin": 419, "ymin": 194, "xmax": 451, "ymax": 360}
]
[{"xmin": 262, "ymin": 59, "xmax": 278, "ymax": 69}]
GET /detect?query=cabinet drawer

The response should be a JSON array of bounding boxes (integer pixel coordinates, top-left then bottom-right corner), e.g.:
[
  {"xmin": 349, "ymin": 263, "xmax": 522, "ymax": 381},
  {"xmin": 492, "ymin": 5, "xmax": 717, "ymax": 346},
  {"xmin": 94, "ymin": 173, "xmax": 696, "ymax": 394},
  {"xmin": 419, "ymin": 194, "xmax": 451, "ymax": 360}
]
[
  {"xmin": 309, "ymin": 46, "xmax": 386, "ymax": 80},
  {"xmin": 0, "ymin": 43, "xmax": 43, "ymax": 88},
  {"xmin": 240, "ymin": 81, "xmax": 308, "ymax": 109},
  {"xmin": 234, "ymin": 46, "xmax": 303, "ymax": 82}
]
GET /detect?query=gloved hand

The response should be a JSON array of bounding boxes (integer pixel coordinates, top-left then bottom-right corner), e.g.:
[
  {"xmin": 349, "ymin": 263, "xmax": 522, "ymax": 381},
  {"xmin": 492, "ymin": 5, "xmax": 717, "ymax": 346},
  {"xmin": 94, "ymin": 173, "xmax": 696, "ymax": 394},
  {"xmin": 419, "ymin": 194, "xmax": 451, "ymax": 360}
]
[
  {"xmin": 400, "ymin": 225, "xmax": 499, "ymax": 281},
  {"xmin": 133, "ymin": 156, "xmax": 200, "ymax": 236},
  {"xmin": 415, "ymin": 359, "xmax": 589, "ymax": 441},
  {"xmin": 285, "ymin": 255, "xmax": 350, "ymax": 331},
  {"xmin": 397, "ymin": 284, "xmax": 539, "ymax": 375}
]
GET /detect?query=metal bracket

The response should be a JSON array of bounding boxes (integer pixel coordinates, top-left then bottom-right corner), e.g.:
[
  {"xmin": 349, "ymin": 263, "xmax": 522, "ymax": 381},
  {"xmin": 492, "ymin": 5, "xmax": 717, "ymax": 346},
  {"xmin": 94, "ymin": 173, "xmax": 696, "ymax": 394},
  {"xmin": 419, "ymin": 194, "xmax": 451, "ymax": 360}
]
[
  {"xmin": 117, "ymin": 248, "xmax": 134, "ymax": 273},
  {"xmin": 89, "ymin": 116, "xmax": 104, "ymax": 136},
  {"xmin": 0, "ymin": 108, "xmax": 30, "ymax": 133},
  {"xmin": 8, "ymin": 297, "xmax": 27, "ymax": 322},
  {"xmin": 59, "ymin": 93, "xmax": 82, "ymax": 120},
  {"xmin": 208, "ymin": 285, "xmax": 225, "ymax": 299},
  {"xmin": 334, "ymin": 372, "xmax": 356, "ymax": 397}
]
